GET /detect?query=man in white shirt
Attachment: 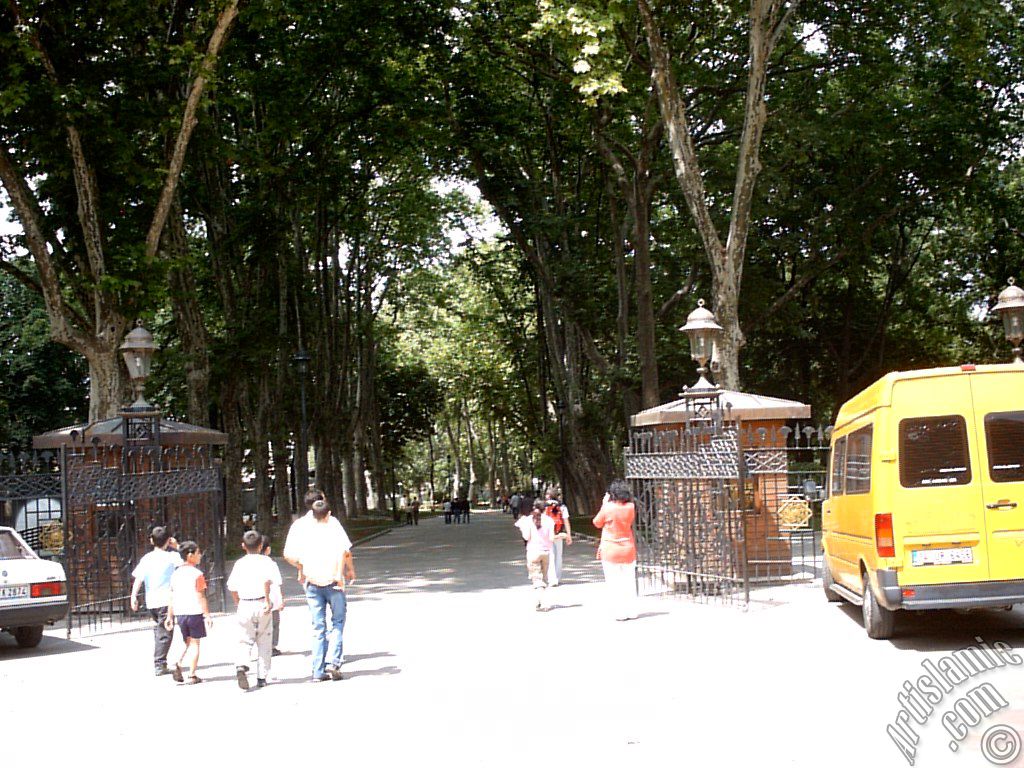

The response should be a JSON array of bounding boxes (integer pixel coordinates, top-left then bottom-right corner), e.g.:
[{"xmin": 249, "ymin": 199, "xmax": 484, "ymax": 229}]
[{"xmin": 283, "ymin": 489, "xmax": 356, "ymax": 682}]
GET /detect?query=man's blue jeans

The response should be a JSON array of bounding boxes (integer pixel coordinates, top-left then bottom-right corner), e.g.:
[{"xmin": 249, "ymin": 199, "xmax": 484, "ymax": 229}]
[{"xmin": 304, "ymin": 583, "xmax": 347, "ymax": 678}]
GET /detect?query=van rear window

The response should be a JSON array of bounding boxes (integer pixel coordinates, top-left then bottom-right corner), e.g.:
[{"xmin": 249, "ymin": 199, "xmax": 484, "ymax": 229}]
[
  {"xmin": 899, "ymin": 416, "xmax": 972, "ymax": 488},
  {"xmin": 845, "ymin": 426, "xmax": 873, "ymax": 494},
  {"xmin": 830, "ymin": 436, "xmax": 847, "ymax": 496},
  {"xmin": 985, "ymin": 411, "xmax": 1024, "ymax": 483}
]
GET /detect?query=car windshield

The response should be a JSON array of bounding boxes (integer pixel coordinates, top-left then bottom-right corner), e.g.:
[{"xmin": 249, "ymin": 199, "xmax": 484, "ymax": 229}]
[{"xmin": 0, "ymin": 531, "xmax": 35, "ymax": 560}]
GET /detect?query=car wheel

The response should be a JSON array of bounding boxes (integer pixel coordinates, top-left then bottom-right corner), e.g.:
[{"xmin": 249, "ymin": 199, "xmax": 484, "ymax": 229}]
[
  {"xmin": 862, "ymin": 574, "xmax": 895, "ymax": 640},
  {"xmin": 14, "ymin": 625, "xmax": 44, "ymax": 648},
  {"xmin": 822, "ymin": 557, "xmax": 843, "ymax": 603}
]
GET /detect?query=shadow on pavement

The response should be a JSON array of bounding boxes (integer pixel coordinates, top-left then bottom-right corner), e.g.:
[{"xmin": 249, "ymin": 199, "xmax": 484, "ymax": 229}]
[
  {"xmin": 344, "ymin": 665, "xmax": 401, "ymax": 678},
  {"xmin": 831, "ymin": 602, "xmax": 1024, "ymax": 650},
  {"xmin": 0, "ymin": 634, "xmax": 96, "ymax": 658}
]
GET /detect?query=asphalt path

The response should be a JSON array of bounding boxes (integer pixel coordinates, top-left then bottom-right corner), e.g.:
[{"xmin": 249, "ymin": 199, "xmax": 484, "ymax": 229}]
[{"xmin": 4, "ymin": 510, "xmax": 1024, "ymax": 767}]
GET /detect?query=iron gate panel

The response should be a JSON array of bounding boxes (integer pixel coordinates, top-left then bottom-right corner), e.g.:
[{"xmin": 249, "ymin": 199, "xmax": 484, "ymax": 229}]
[
  {"xmin": 0, "ymin": 444, "xmax": 225, "ymax": 636},
  {"xmin": 627, "ymin": 404, "xmax": 832, "ymax": 605},
  {"xmin": 627, "ymin": 417, "xmax": 748, "ymax": 604}
]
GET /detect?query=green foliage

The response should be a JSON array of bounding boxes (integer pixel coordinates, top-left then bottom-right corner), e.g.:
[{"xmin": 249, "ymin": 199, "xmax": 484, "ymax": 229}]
[{"xmin": 0, "ymin": 268, "xmax": 88, "ymax": 445}]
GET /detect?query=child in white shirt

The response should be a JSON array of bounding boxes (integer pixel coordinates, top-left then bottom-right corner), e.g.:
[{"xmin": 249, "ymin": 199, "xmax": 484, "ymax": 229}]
[{"xmin": 165, "ymin": 541, "xmax": 211, "ymax": 684}]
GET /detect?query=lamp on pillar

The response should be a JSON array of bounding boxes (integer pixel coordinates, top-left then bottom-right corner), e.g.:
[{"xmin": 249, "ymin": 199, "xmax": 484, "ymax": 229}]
[
  {"xmin": 679, "ymin": 299, "xmax": 724, "ymax": 391},
  {"xmin": 120, "ymin": 321, "xmax": 159, "ymax": 411},
  {"xmin": 993, "ymin": 278, "xmax": 1024, "ymax": 364},
  {"xmin": 292, "ymin": 348, "xmax": 312, "ymax": 510},
  {"xmin": 120, "ymin": 321, "xmax": 161, "ymax": 446}
]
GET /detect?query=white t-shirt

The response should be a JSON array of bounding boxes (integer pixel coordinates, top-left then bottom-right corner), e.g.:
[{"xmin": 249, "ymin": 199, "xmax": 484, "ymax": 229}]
[
  {"xmin": 170, "ymin": 564, "xmax": 207, "ymax": 616},
  {"xmin": 226, "ymin": 553, "xmax": 282, "ymax": 600},
  {"xmin": 131, "ymin": 548, "xmax": 182, "ymax": 609},
  {"xmin": 516, "ymin": 514, "xmax": 555, "ymax": 557},
  {"xmin": 283, "ymin": 512, "xmax": 353, "ymax": 587}
]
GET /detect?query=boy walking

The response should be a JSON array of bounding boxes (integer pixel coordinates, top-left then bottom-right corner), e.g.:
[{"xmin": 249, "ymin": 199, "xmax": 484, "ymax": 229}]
[
  {"xmin": 227, "ymin": 530, "xmax": 281, "ymax": 690},
  {"xmin": 129, "ymin": 525, "xmax": 182, "ymax": 676},
  {"xmin": 260, "ymin": 534, "xmax": 284, "ymax": 657},
  {"xmin": 165, "ymin": 541, "xmax": 212, "ymax": 685}
]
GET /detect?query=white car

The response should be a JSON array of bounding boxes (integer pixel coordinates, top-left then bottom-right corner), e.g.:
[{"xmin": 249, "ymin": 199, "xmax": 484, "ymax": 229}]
[{"xmin": 0, "ymin": 526, "xmax": 68, "ymax": 648}]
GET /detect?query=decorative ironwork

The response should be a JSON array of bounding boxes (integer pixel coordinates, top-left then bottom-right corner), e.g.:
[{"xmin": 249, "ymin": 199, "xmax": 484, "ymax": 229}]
[
  {"xmin": 0, "ymin": 443, "xmax": 225, "ymax": 636},
  {"xmin": 628, "ymin": 413, "xmax": 833, "ymax": 605}
]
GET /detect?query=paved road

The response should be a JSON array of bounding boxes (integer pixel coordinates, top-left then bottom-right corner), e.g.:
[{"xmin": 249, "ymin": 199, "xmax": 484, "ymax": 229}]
[{"xmin": 4, "ymin": 510, "xmax": 1024, "ymax": 767}]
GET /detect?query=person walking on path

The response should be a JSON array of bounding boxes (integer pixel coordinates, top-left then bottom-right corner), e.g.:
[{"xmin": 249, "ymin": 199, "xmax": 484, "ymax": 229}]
[
  {"xmin": 453, "ymin": 497, "xmax": 463, "ymax": 524},
  {"xmin": 260, "ymin": 534, "xmax": 284, "ymax": 657},
  {"xmin": 509, "ymin": 491, "xmax": 522, "ymax": 519},
  {"xmin": 444, "ymin": 497, "xmax": 452, "ymax": 524},
  {"xmin": 227, "ymin": 530, "xmax": 280, "ymax": 690},
  {"xmin": 515, "ymin": 499, "xmax": 560, "ymax": 611},
  {"xmin": 410, "ymin": 497, "xmax": 420, "ymax": 526},
  {"xmin": 544, "ymin": 489, "xmax": 572, "ymax": 587},
  {"xmin": 165, "ymin": 541, "xmax": 212, "ymax": 684},
  {"xmin": 283, "ymin": 491, "xmax": 356, "ymax": 682},
  {"xmin": 129, "ymin": 525, "xmax": 182, "ymax": 676},
  {"xmin": 593, "ymin": 480, "xmax": 639, "ymax": 621}
]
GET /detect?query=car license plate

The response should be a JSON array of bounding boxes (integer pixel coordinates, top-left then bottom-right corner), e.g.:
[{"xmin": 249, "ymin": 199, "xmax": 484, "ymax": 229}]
[
  {"xmin": 911, "ymin": 547, "xmax": 973, "ymax": 566},
  {"xmin": 0, "ymin": 585, "xmax": 29, "ymax": 599}
]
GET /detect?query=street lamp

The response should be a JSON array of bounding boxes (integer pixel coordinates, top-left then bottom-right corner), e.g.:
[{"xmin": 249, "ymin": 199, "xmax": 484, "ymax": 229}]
[
  {"xmin": 679, "ymin": 299, "xmax": 724, "ymax": 389},
  {"xmin": 120, "ymin": 321, "xmax": 159, "ymax": 410},
  {"xmin": 292, "ymin": 348, "xmax": 312, "ymax": 512},
  {"xmin": 993, "ymin": 277, "xmax": 1024, "ymax": 364}
]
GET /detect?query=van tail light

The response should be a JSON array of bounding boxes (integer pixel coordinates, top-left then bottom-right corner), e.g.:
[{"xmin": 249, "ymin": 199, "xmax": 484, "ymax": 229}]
[
  {"xmin": 30, "ymin": 581, "xmax": 66, "ymax": 598},
  {"xmin": 875, "ymin": 514, "xmax": 896, "ymax": 558}
]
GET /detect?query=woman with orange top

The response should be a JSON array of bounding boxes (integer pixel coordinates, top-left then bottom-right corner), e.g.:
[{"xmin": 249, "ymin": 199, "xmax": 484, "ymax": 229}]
[{"xmin": 593, "ymin": 479, "xmax": 638, "ymax": 620}]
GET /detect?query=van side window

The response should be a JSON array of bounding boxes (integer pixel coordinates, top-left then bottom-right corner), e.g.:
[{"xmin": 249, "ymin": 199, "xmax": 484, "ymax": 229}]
[
  {"xmin": 899, "ymin": 416, "xmax": 972, "ymax": 488},
  {"xmin": 830, "ymin": 436, "xmax": 847, "ymax": 496},
  {"xmin": 985, "ymin": 411, "xmax": 1024, "ymax": 483},
  {"xmin": 845, "ymin": 426, "xmax": 873, "ymax": 494}
]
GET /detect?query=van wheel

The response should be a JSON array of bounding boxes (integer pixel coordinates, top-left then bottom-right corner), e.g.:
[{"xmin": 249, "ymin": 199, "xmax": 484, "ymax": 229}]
[
  {"xmin": 14, "ymin": 625, "xmax": 43, "ymax": 648},
  {"xmin": 822, "ymin": 559, "xmax": 843, "ymax": 603},
  {"xmin": 862, "ymin": 575, "xmax": 895, "ymax": 640}
]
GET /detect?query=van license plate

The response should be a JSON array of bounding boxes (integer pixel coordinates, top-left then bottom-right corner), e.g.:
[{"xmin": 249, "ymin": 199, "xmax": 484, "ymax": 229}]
[
  {"xmin": 911, "ymin": 547, "xmax": 973, "ymax": 566},
  {"xmin": 0, "ymin": 585, "xmax": 29, "ymax": 599}
]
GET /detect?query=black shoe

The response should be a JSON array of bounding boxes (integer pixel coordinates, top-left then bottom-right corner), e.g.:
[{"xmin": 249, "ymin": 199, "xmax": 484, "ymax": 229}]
[
  {"xmin": 271, "ymin": 648, "xmax": 282, "ymax": 657},
  {"xmin": 325, "ymin": 665, "xmax": 344, "ymax": 681},
  {"xmin": 256, "ymin": 678, "xmax": 267, "ymax": 689},
  {"xmin": 236, "ymin": 665, "xmax": 250, "ymax": 690},
  {"xmin": 172, "ymin": 664, "xmax": 184, "ymax": 683}
]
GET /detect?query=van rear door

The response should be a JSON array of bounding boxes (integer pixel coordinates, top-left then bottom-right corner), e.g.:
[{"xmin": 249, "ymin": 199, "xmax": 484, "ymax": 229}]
[
  {"xmin": 894, "ymin": 377, "xmax": 990, "ymax": 585},
  {"xmin": 970, "ymin": 371, "xmax": 1024, "ymax": 582}
]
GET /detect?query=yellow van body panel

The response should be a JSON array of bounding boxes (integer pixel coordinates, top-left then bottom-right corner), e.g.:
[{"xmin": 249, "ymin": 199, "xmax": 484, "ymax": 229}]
[{"xmin": 824, "ymin": 363, "xmax": 1024, "ymax": 608}]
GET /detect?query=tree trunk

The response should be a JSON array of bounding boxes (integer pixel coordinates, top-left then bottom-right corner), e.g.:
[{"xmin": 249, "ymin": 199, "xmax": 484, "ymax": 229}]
[
  {"xmin": 220, "ymin": 380, "xmax": 245, "ymax": 551},
  {"xmin": 636, "ymin": 0, "xmax": 798, "ymax": 390},
  {"xmin": 84, "ymin": 344, "xmax": 128, "ymax": 422},
  {"xmin": 165, "ymin": 202, "xmax": 211, "ymax": 426},
  {"xmin": 272, "ymin": 439, "xmax": 293, "ymax": 522}
]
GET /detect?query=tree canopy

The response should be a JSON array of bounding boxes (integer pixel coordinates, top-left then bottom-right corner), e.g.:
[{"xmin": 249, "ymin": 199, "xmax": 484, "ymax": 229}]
[{"xmin": 2, "ymin": 0, "xmax": 1022, "ymax": 524}]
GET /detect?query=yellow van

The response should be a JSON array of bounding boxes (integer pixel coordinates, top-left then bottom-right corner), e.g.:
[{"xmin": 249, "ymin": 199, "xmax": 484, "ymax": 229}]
[{"xmin": 821, "ymin": 363, "xmax": 1024, "ymax": 638}]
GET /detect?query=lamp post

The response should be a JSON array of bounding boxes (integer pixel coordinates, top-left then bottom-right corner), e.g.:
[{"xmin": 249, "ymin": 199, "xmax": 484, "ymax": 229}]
[
  {"xmin": 993, "ymin": 277, "xmax": 1024, "ymax": 364},
  {"xmin": 119, "ymin": 321, "xmax": 159, "ymax": 411},
  {"xmin": 679, "ymin": 299, "xmax": 724, "ymax": 390},
  {"xmin": 446, "ymin": 453, "xmax": 452, "ymax": 499},
  {"xmin": 292, "ymin": 348, "xmax": 311, "ymax": 513}
]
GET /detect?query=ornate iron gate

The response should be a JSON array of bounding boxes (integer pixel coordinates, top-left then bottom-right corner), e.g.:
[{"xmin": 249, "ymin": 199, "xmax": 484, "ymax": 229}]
[
  {"xmin": 0, "ymin": 443, "xmax": 226, "ymax": 636},
  {"xmin": 626, "ymin": 399, "xmax": 748, "ymax": 603},
  {"xmin": 626, "ymin": 395, "xmax": 832, "ymax": 605}
]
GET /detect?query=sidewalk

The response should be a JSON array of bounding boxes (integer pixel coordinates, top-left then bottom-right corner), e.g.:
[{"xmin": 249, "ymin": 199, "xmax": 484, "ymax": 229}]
[{"xmin": 6, "ymin": 509, "xmax": 1024, "ymax": 767}]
